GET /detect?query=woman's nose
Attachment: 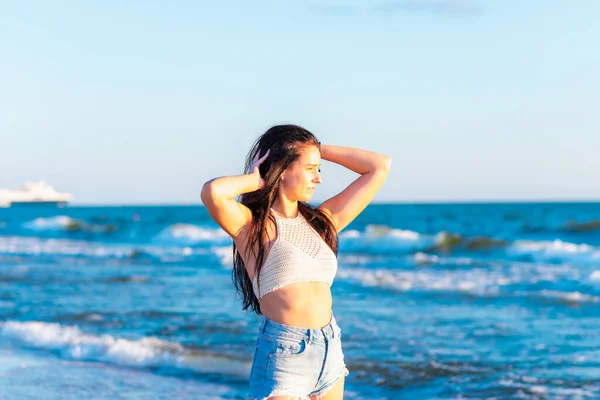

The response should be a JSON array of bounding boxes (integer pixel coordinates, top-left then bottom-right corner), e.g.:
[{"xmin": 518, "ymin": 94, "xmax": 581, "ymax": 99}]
[{"xmin": 313, "ymin": 171, "xmax": 322, "ymax": 184}]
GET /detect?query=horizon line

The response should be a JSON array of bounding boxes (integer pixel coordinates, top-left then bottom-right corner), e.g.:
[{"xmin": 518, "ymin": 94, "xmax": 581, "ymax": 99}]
[{"xmin": 67, "ymin": 199, "xmax": 600, "ymax": 207}]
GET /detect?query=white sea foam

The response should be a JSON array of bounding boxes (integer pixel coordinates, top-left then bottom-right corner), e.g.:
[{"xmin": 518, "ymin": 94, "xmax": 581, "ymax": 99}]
[
  {"xmin": 339, "ymin": 225, "xmax": 430, "ymax": 253},
  {"xmin": 336, "ymin": 266, "xmax": 508, "ymax": 294},
  {"xmin": 513, "ymin": 239, "xmax": 594, "ymax": 254},
  {"xmin": 340, "ymin": 230, "xmax": 361, "ymax": 238},
  {"xmin": 22, "ymin": 216, "xmax": 82, "ymax": 231},
  {"xmin": 507, "ymin": 239, "xmax": 600, "ymax": 270},
  {"xmin": 414, "ymin": 252, "xmax": 440, "ymax": 264},
  {"xmin": 212, "ymin": 246, "xmax": 234, "ymax": 267},
  {"xmin": 337, "ymin": 256, "xmax": 588, "ymax": 296},
  {"xmin": 154, "ymin": 224, "xmax": 229, "ymax": 245},
  {"xmin": 511, "ymin": 239, "xmax": 599, "ymax": 258},
  {"xmin": 590, "ymin": 270, "xmax": 600, "ymax": 281},
  {"xmin": 0, "ymin": 321, "xmax": 250, "ymax": 377},
  {"xmin": 376, "ymin": 226, "xmax": 421, "ymax": 240},
  {"xmin": 413, "ymin": 252, "xmax": 475, "ymax": 266},
  {"xmin": 0, "ymin": 236, "xmax": 130, "ymax": 258},
  {"xmin": 341, "ymin": 225, "xmax": 422, "ymax": 240},
  {"xmin": 538, "ymin": 290, "xmax": 599, "ymax": 304},
  {"xmin": 530, "ymin": 386, "xmax": 548, "ymax": 394},
  {"xmin": 339, "ymin": 226, "xmax": 508, "ymax": 256},
  {"xmin": 500, "ymin": 375, "xmax": 599, "ymax": 398},
  {"xmin": 0, "ymin": 236, "xmax": 206, "ymax": 262}
]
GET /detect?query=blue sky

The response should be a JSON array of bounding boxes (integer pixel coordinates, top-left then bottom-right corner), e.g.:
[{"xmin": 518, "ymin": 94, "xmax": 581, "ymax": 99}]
[{"xmin": 1, "ymin": 1, "xmax": 599, "ymax": 204}]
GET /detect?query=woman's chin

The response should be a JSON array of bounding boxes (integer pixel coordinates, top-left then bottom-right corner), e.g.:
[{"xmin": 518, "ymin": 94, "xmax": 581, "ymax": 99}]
[{"xmin": 301, "ymin": 193, "xmax": 315, "ymax": 202}]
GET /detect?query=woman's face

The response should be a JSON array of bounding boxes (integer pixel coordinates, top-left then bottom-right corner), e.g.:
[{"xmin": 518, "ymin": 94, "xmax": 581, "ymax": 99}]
[{"xmin": 279, "ymin": 145, "xmax": 322, "ymax": 202}]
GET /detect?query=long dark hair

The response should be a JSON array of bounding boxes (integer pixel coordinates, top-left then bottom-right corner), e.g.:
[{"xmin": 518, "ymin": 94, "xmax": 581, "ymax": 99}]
[{"xmin": 232, "ymin": 124, "xmax": 339, "ymax": 314}]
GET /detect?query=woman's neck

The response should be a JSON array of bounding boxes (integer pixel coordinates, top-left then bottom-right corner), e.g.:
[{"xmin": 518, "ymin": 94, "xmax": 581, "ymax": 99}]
[{"xmin": 271, "ymin": 200, "xmax": 299, "ymax": 219}]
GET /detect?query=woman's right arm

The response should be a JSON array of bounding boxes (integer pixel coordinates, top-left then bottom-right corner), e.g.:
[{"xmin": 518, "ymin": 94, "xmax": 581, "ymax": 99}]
[
  {"xmin": 200, "ymin": 150, "xmax": 269, "ymax": 238},
  {"xmin": 201, "ymin": 174, "xmax": 259, "ymax": 238}
]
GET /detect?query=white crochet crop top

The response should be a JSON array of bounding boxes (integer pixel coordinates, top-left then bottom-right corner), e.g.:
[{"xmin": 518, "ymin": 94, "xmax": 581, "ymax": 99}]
[{"xmin": 251, "ymin": 208, "xmax": 338, "ymax": 301}]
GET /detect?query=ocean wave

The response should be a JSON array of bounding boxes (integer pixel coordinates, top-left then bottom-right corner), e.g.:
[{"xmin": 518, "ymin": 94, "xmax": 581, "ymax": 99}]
[
  {"xmin": 23, "ymin": 216, "xmax": 80, "ymax": 231},
  {"xmin": 22, "ymin": 216, "xmax": 117, "ymax": 233},
  {"xmin": 211, "ymin": 246, "xmax": 234, "ymax": 267},
  {"xmin": 153, "ymin": 224, "xmax": 229, "ymax": 246},
  {"xmin": 428, "ymin": 232, "xmax": 507, "ymax": 252},
  {"xmin": 340, "ymin": 226, "xmax": 600, "ymax": 266},
  {"xmin": 9, "ymin": 220, "xmax": 600, "ymax": 271},
  {"xmin": 509, "ymin": 239, "xmax": 600, "ymax": 264},
  {"xmin": 336, "ymin": 256, "xmax": 596, "ymax": 299},
  {"xmin": 0, "ymin": 236, "xmax": 134, "ymax": 259},
  {"xmin": 563, "ymin": 219, "xmax": 600, "ymax": 233},
  {"xmin": 513, "ymin": 239, "xmax": 595, "ymax": 254},
  {"xmin": 339, "ymin": 225, "xmax": 507, "ymax": 255},
  {"xmin": 0, "ymin": 236, "xmax": 209, "ymax": 264},
  {"xmin": 336, "ymin": 266, "xmax": 509, "ymax": 294},
  {"xmin": 0, "ymin": 321, "xmax": 250, "ymax": 378},
  {"xmin": 54, "ymin": 312, "xmax": 106, "ymax": 323},
  {"xmin": 341, "ymin": 225, "xmax": 423, "ymax": 241},
  {"xmin": 346, "ymin": 358, "xmax": 496, "ymax": 390},
  {"xmin": 536, "ymin": 290, "xmax": 600, "ymax": 304},
  {"xmin": 413, "ymin": 252, "xmax": 476, "ymax": 266},
  {"xmin": 0, "ymin": 274, "xmax": 150, "ymax": 286},
  {"xmin": 499, "ymin": 374, "xmax": 600, "ymax": 399},
  {"xmin": 339, "ymin": 225, "xmax": 432, "ymax": 253}
]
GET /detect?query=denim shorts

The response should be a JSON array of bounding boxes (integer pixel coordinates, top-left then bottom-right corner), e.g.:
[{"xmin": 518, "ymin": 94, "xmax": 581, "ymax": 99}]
[{"xmin": 247, "ymin": 314, "xmax": 349, "ymax": 399}]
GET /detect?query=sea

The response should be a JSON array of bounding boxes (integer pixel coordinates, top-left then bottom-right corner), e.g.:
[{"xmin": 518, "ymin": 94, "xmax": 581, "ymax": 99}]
[{"xmin": 1, "ymin": 203, "xmax": 599, "ymax": 400}]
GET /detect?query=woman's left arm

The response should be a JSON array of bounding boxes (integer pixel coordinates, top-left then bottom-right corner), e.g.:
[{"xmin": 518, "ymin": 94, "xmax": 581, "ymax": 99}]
[{"xmin": 318, "ymin": 144, "xmax": 392, "ymax": 232}]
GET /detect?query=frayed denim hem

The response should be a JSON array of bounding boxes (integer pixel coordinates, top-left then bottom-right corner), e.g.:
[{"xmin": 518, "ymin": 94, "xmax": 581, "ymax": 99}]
[{"xmin": 310, "ymin": 365, "xmax": 350, "ymax": 399}]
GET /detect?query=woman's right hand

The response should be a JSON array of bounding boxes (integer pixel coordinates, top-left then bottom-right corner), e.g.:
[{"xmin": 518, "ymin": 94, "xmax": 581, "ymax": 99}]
[{"xmin": 250, "ymin": 149, "xmax": 270, "ymax": 189}]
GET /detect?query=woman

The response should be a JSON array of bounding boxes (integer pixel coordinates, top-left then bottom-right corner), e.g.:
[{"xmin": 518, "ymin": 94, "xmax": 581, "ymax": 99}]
[{"xmin": 201, "ymin": 125, "xmax": 391, "ymax": 399}]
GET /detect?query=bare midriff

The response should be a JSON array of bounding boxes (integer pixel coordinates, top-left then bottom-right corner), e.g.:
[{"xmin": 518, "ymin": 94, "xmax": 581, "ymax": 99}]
[{"xmin": 258, "ymin": 282, "xmax": 333, "ymax": 329}]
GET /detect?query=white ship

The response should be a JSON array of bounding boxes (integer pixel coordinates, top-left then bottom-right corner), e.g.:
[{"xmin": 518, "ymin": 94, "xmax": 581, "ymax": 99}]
[{"xmin": 0, "ymin": 181, "xmax": 73, "ymax": 208}]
